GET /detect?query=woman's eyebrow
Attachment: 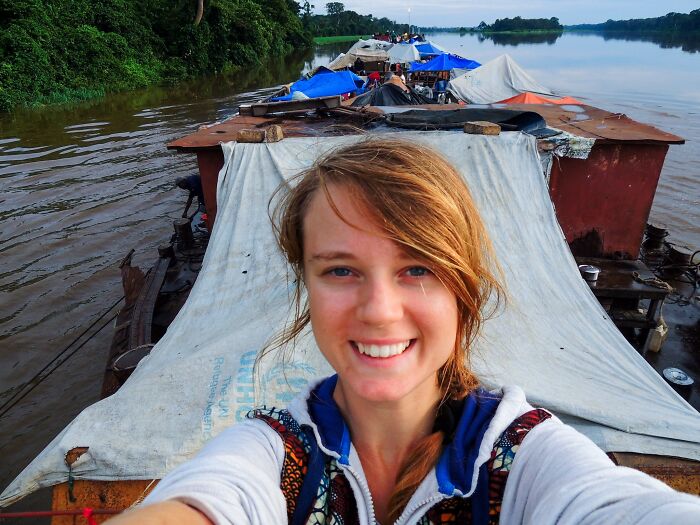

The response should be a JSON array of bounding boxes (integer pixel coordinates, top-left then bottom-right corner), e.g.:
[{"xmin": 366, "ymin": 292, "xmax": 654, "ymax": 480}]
[{"xmin": 308, "ymin": 251, "xmax": 357, "ymax": 262}]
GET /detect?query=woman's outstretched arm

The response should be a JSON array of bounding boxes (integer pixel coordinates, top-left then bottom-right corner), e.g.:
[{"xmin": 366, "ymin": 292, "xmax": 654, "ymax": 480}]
[
  {"xmin": 105, "ymin": 501, "xmax": 212, "ymax": 525},
  {"xmin": 104, "ymin": 418, "xmax": 287, "ymax": 525},
  {"xmin": 502, "ymin": 418, "xmax": 700, "ymax": 525}
]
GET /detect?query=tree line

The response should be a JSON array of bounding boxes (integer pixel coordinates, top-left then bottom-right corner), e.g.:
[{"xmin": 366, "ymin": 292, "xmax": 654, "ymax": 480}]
[
  {"xmin": 568, "ymin": 9, "xmax": 700, "ymax": 34},
  {"xmin": 0, "ymin": 0, "xmax": 311, "ymax": 112},
  {"xmin": 302, "ymin": 2, "xmax": 408, "ymax": 37},
  {"xmin": 477, "ymin": 16, "xmax": 563, "ymax": 33}
]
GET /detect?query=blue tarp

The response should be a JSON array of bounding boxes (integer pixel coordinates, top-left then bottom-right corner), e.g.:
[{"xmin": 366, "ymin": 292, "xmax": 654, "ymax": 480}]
[
  {"xmin": 410, "ymin": 53, "xmax": 481, "ymax": 72},
  {"xmin": 415, "ymin": 42, "xmax": 445, "ymax": 57},
  {"xmin": 271, "ymin": 70, "xmax": 364, "ymax": 101}
]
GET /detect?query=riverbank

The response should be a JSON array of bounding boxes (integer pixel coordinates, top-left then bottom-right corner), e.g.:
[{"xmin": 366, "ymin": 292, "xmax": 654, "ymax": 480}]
[
  {"xmin": 313, "ymin": 35, "xmax": 370, "ymax": 45},
  {"xmin": 0, "ymin": 0, "xmax": 310, "ymax": 113}
]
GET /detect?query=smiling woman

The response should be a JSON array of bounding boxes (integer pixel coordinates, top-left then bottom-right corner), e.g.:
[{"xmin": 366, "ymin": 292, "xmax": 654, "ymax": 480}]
[
  {"xmin": 105, "ymin": 139, "xmax": 700, "ymax": 525},
  {"xmin": 271, "ymin": 139, "xmax": 503, "ymax": 522}
]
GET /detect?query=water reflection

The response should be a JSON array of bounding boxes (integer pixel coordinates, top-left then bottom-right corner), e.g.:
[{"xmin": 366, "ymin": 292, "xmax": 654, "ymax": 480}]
[
  {"xmin": 477, "ymin": 31, "xmax": 563, "ymax": 46},
  {"xmin": 593, "ymin": 31, "xmax": 700, "ymax": 53},
  {"xmin": 472, "ymin": 30, "xmax": 700, "ymax": 53}
]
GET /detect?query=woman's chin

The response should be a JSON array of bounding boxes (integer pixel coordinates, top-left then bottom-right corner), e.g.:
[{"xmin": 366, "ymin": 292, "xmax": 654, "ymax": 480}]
[{"xmin": 339, "ymin": 376, "xmax": 440, "ymax": 407}]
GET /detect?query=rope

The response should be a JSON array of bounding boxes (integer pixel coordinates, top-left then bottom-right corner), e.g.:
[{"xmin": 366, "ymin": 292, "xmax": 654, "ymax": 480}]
[
  {"xmin": 0, "ymin": 296, "xmax": 123, "ymax": 419},
  {"xmin": 83, "ymin": 507, "xmax": 99, "ymax": 525},
  {"xmin": 129, "ymin": 479, "xmax": 158, "ymax": 508},
  {"xmin": 631, "ymin": 271, "xmax": 674, "ymax": 292},
  {"xmin": 0, "ymin": 508, "xmax": 121, "ymax": 520}
]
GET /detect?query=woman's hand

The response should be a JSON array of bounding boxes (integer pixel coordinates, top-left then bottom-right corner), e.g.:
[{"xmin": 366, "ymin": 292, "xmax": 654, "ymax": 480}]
[{"xmin": 104, "ymin": 500, "xmax": 213, "ymax": 525}]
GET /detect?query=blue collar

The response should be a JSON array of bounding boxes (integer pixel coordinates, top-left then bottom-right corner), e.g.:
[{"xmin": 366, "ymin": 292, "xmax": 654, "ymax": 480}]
[
  {"xmin": 307, "ymin": 375, "xmax": 501, "ymax": 490},
  {"xmin": 307, "ymin": 375, "xmax": 353, "ymax": 465},
  {"xmin": 435, "ymin": 389, "xmax": 500, "ymax": 495}
]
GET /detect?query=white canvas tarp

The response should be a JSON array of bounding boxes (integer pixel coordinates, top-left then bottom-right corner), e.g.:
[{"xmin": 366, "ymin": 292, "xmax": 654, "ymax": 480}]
[
  {"xmin": 448, "ymin": 54, "xmax": 556, "ymax": 104},
  {"xmin": 328, "ymin": 39, "xmax": 390, "ymax": 70},
  {"xmin": 388, "ymin": 43, "xmax": 420, "ymax": 64},
  {"xmin": 328, "ymin": 49, "xmax": 389, "ymax": 70},
  {"xmin": 2, "ymin": 132, "xmax": 699, "ymax": 507},
  {"xmin": 450, "ymin": 67, "xmax": 469, "ymax": 80},
  {"xmin": 347, "ymin": 38, "xmax": 393, "ymax": 53}
]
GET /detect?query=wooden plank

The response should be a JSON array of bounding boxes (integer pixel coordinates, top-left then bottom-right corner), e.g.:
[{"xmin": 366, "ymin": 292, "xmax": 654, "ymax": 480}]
[
  {"xmin": 463, "ymin": 121, "xmax": 501, "ymax": 135},
  {"xmin": 265, "ymin": 124, "xmax": 284, "ymax": 143},
  {"xmin": 250, "ymin": 95, "xmax": 341, "ymax": 117},
  {"xmin": 235, "ymin": 125, "xmax": 285, "ymax": 144},
  {"xmin": 236, "ymin": 129, "xmax": 266, "ymax": 143},
  {"xmin": 128, "ymin": 257, "xmax": 169, "ymax": 349}
]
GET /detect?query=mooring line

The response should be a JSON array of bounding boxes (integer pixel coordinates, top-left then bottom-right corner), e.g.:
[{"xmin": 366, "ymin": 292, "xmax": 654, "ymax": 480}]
[{"xmin": 0, "ymin": 295, "xmax": 124, "ymax": 419}]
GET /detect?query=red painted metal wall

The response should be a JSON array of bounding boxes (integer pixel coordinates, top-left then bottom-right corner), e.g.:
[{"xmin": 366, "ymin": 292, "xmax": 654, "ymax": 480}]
[
  {"xmin": 196, "ymin": 149, "xmax": 225, "ymax": 230},
  {"xmin": 548, "ymin": 143, "xmax": 669, "ymax": 259}
]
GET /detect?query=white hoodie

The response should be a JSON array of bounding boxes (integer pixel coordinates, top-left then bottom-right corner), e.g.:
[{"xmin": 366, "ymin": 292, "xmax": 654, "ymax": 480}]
[{"xmin": 145, "ymin": 379, "xmax": 700, "ymax": 524}]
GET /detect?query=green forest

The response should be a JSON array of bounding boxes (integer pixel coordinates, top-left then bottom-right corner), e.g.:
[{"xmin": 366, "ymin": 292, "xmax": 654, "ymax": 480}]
[
  {"xmin": 568, "ymin": 9, "xmax": 700, "ymax": 34},
  {"xmin": 477, "ymin": 16, "xmax": 563, "ymax": 33},
  {"xmin": 302, "ymin": 2, "xmax": 407, "ymax": 37},
  {"xmin": 0, "ymin": 0, "xmax": 310, "ymax": 112}
]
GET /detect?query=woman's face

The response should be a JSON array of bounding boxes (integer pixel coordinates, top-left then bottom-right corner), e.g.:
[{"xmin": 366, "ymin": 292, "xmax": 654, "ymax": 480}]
[{"xmin": 302, "ymin": 184, "xmax": 459, "ymax": 407}]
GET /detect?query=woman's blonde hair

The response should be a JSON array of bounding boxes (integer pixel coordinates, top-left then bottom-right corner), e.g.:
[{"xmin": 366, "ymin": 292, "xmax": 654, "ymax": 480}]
[{"xmin": 270, "ymin": 137, "xmax": 503, "ymax": 522}]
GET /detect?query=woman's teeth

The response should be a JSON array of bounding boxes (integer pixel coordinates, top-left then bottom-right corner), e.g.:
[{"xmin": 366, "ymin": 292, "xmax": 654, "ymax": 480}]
[{"xmin": 355, "ymin": 341, "xmax": 411, "ymax": 358}]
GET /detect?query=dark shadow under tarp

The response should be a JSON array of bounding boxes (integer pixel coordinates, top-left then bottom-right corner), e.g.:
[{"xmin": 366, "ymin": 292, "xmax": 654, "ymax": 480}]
[
  {"xmin": 385, "ymin": 108, "xmax": 561, "ymax": 137},
  {"xmin": 351, "ymin": 83, "xmax": 435, "ymax": 107}
]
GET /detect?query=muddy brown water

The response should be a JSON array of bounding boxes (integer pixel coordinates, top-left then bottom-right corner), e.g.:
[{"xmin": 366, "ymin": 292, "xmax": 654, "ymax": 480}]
[{"xmin": 1, "ymin": 33, "xmax": 699, "ymax": 520}]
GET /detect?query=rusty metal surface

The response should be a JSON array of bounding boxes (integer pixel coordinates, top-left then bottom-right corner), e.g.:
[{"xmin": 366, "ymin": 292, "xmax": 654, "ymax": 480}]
[
  {"xmin": 197, "ymin": 148, "xmax": 224, "ymax": 228},
  {"xmin": 178, "ymin": 109, "xmax": 677, "ymax": 243},
  {"xmin": 403, "ymin": 103, "xmax": 684, "ymax": 144},
  {"xmin": 167, "ymin": 102, "xmax": 683, "ymax": 152},
  {"xmin": 168, "ymin": 111, "xmax": 366, "ymax": 150},
  {"xmin": 502, "ymin": 103, "xmax": 684, "ymax": 144},
  {"xmin": 46, "ymin": 452, "xmax": 697, "ymax": 523},
  {"xmin": 549, "ymin": 143, "xmax": 669, "ymax": 258},
  {"xmin": 51, "ymin": 480, "xmax": 157, "ymax": 524},
  {"xmin": 610, "ymin": 452, "xmax": 700, "ymax": 495}
]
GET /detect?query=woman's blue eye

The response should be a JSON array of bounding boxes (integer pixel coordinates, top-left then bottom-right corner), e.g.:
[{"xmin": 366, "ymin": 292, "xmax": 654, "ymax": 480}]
[
  {"xmin": 406, "ymin": 266, "xmax": 429, "ymax": 277},
  {"xmin": 330, "ymin": 268, "xmax": 352, "ymax": 277}
]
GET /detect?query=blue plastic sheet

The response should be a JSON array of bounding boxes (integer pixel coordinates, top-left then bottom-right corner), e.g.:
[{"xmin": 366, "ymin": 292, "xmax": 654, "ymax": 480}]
[
  {"xmin": 415, "ymin": 42, "xmax": 445, "ymax": 57},
  {"xmin": 411, "ymin": 54, "xmax": 481, "ymax": 72},
  {"xmin": 271, "ymin": 70, "xmax": 364, "ymax": 101}
]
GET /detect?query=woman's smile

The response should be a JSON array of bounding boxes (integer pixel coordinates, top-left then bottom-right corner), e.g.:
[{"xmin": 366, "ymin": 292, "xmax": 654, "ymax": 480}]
[{"xmin": 352, "ymin": 339, "xmax": 413, "ymax": 358}]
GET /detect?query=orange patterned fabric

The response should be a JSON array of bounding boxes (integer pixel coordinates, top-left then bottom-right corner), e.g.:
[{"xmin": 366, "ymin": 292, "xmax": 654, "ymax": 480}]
[
  {"xmin": 250, "ymin": 408, "xmax": 310, "ymax": 522},
  {"xmin": 250, "ymin": 407, "xmax": 359, "ymax": 525}
]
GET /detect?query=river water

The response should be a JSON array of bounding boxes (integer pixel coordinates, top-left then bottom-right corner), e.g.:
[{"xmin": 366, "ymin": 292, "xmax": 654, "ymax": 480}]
[{"xmin": 0, "ymin": 31, "xmax": 698, "ymax": 517}]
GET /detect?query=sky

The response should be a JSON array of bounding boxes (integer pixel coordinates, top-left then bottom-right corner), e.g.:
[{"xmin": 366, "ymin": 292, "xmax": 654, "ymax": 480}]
[{"xmin": 313, "ymin": 1, "xmax": 699, "ymax": 27}]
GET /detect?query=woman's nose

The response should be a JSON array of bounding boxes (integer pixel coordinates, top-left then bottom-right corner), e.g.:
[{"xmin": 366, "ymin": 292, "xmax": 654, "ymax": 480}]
[{"xmin": 356, "ymin": 277, "xmax": 404, "ymax": 326}]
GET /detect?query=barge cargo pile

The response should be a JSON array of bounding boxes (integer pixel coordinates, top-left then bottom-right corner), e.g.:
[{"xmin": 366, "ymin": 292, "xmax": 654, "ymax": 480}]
[{"xmin": 1, "ymin": 38, "xmax": 699, "ymax": 517}]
